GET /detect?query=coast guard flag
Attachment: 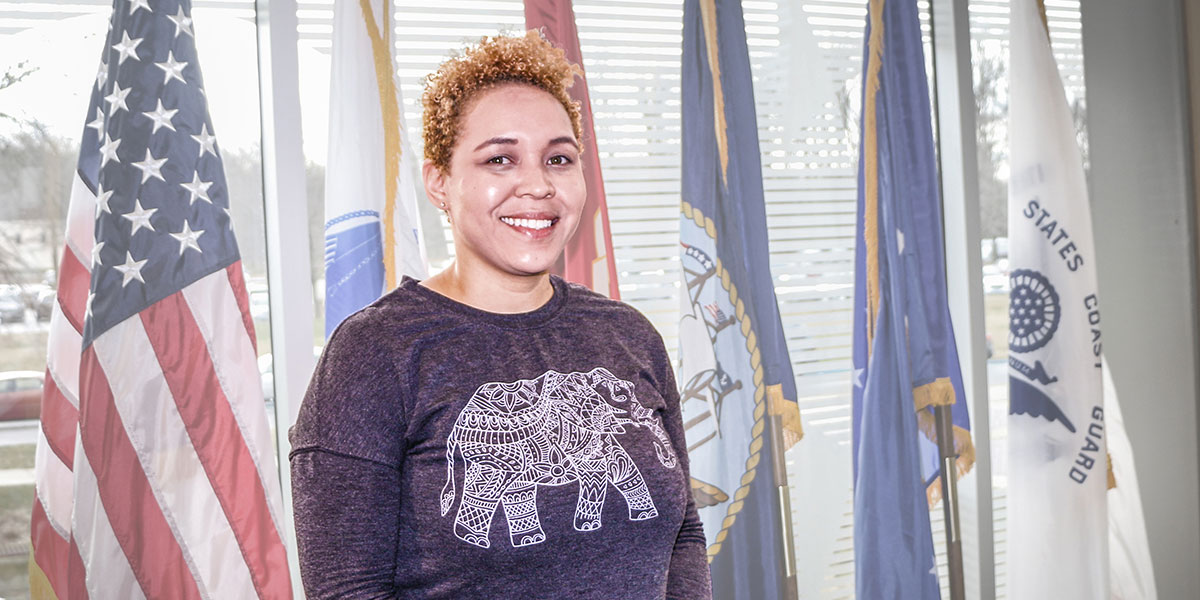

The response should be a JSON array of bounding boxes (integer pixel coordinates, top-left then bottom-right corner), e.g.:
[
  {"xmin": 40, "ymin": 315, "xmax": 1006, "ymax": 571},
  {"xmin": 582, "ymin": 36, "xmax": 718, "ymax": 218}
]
[
  {"xmin": 29, "ymin": 1, "xmax": 291, "ymax": 598},
  {"xmin": 679, "ymin": 1, "xmax": 804, "ymax": 597},
  {"xmin": 524, "ymin": 0, "xmax": 620, "ymax": 298},
  {"xmin": 851, "ymin": 0, "xmax": 970, "ymax": 596},
  {"xmin": 1103, "ymin": 359, "xmax": 1158, "ymax": 600},
  {"xmin": 324, "ymin": 0, "xmax": 426, "ymax": 337},
  {"xmin": 1007, "ymin": 0, "xmax": 1108, "ymax": 598}
]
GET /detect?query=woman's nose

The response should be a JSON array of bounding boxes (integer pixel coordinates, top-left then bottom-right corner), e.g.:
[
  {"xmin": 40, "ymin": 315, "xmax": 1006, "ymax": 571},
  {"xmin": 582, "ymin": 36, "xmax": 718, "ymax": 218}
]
[{"xmin": 516, "ymin": 162, "xmax": 554, "ymax": 199}]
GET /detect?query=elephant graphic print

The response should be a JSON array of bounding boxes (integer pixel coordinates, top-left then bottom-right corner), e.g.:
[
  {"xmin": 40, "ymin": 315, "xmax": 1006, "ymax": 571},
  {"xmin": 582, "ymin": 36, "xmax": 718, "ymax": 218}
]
[{"xmin": 440, "ymin": 367, "xmax": 679, "ymax": 549}]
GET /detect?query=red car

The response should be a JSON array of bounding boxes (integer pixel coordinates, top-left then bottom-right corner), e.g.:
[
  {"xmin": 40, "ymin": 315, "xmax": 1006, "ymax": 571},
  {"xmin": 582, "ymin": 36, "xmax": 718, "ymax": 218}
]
[{"xmin": 0, "ymin": 371, "xmax": 43, "ymax": 421}]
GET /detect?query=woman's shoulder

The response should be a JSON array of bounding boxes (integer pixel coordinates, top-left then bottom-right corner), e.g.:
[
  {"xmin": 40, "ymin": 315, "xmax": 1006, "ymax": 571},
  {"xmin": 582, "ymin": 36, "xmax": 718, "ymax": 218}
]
[
  {"xmin": 293, "ymin": 286, "xmax": 428, "ymax": 464},
  {"xmin": 559, "ymin": 279, "xmax": 664, "ymax": 341},
  {"xmin": 329, "ymin": 278, "xmax": 446, "ymax": 337},
  {"xmin": 316, "ymin": 283, "xmax": 454, "ymax": 380}
]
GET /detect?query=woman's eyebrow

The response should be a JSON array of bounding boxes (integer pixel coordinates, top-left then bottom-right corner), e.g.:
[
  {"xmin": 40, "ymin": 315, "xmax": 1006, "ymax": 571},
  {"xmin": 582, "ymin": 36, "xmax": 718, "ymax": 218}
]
[
  {"xmin": 472, "ymin": 135, "xmax": 578, "ymax": 151},
  {"xmin": 473, "ymin": 136, "xmax": 517, "ymax": 151}
]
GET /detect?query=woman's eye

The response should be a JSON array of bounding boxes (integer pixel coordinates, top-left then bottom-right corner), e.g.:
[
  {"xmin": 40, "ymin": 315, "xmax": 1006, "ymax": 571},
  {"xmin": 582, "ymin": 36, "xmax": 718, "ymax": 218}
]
[
  {"xmin": 486, "ymin": 156, "xmax": 510, "ymax": 165},
  {"xmin": 547, "ymin": 155, "xmax": 573, "ymax": 166}
]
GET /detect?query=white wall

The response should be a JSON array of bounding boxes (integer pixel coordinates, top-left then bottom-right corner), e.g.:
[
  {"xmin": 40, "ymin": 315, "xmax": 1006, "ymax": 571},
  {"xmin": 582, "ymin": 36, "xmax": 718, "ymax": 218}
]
[{"xmin": 1080, "ymin": 1, "xmax": 1200, "ymax": 597}]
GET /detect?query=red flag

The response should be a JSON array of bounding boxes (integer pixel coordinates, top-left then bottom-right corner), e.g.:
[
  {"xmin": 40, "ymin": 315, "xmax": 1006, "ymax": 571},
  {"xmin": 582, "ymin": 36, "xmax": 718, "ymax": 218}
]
[
  {"xmin": 30, "ymin": 1, "xmax": 291, "ymax": 597},
  {"xmin": 524, "ymin": 0, "xmax": 620, "ymax": 299}
]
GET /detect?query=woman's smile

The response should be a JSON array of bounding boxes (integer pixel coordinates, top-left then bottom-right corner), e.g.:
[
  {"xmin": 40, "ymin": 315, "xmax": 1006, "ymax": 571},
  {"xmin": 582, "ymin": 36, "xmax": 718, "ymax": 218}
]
[{"xmin": 499, "ymin": 213, "xmax": 560, "ymax": 235}]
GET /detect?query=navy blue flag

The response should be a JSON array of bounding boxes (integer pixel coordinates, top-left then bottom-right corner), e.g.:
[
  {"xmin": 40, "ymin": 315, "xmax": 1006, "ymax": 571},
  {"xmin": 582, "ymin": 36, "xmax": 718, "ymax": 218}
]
[
  {"xmin": 851, "ymin": 0, "xmax": 973, "ymax": 597},
  {"xmin": 679, "ymin": 1, "xmax": 804, "ymax": 598}
]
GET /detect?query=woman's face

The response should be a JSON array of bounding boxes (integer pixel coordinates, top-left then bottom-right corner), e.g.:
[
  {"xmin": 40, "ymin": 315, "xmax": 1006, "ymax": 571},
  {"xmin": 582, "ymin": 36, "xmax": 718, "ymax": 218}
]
[{"xmin": 425, "ymin": 83, "xmax": 585, "ymax": 284}]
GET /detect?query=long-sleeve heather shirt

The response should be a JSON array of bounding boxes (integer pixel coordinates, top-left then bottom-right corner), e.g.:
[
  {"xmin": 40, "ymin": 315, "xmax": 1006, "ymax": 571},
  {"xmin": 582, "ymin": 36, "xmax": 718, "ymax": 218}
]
[{"xmin": 290, "ymin": 276, "xmax": 712, "ymax": 599}]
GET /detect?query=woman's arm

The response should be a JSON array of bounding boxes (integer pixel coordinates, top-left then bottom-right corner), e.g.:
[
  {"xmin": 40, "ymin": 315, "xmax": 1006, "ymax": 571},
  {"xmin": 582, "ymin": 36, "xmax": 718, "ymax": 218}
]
[
  {"xmin": 655, "ymin": 344, "xmax": 713, "ymax": 599},
  {"xmin": 291, "ymin": 449, "xmax": 401, "ymax": 599},
  {"xmin": 289, "ymin": 308, "xmax": 409, "ymax": 598},
  {"xmin": 666, "ymin": 489, "xmax": 712, "ymax": 599}
]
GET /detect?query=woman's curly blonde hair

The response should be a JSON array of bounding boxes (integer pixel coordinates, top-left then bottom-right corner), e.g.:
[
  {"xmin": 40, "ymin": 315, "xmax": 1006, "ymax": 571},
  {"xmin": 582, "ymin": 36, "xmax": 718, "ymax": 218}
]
[{"xmin": 422, "ymin": 30, "xmax": 584, "ymax": 172}]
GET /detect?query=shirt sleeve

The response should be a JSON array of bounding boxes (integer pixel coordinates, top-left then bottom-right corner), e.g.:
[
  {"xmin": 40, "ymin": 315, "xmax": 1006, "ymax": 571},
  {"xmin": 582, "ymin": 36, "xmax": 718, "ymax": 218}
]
[
  {"xmin": 289, "ymin": 309, "xmax": 408, "ymax": 466},
  {"xmin": 289, "ymin": 309, "xmax": 409, "ymax": 597},
  {"xmin": 291, "ymin": 450, "xmax": 401, "ymax": 599},
  {"xmin": 653, "ymin": 335, "xmax": 714, "ymax": 599}
]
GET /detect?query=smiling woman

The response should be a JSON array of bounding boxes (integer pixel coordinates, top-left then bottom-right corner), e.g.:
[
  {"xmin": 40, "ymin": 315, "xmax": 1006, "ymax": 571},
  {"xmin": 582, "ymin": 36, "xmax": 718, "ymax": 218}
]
[{"xmin": 289, "ymin": 31, "xmax": 712, "ymax": 600}]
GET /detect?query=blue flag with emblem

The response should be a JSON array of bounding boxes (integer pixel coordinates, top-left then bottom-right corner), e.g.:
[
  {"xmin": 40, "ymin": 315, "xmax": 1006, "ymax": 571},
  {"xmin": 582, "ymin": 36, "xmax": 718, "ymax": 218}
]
[
  {"xmin": 679, "ymin": 1, "xmax": 804, "ymax": 597},
  {"xmin": 851, "ymin": 0, "xmax": 973, "ymax": 596},
  {"xmin": 323, "ymin": 0, "xmax": 427, "ymax": 337}
]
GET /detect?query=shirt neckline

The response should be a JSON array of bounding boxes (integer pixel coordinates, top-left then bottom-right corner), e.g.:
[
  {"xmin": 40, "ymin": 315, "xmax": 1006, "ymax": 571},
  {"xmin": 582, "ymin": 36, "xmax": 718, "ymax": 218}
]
[{"xmin": 400, "ymin": 274, "xmax": 569, "ymax": 329}]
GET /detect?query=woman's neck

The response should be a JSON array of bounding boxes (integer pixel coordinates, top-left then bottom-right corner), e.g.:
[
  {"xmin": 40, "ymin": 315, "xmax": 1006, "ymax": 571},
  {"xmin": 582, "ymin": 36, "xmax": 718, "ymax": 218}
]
[{"xmin": 419, "ymin": 261, "xmax": 555, "ymax": 314}]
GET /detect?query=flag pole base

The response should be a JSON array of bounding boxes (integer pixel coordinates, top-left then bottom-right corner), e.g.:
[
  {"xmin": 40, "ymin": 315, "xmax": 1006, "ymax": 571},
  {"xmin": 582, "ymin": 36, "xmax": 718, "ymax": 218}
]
[
  {"xmin": 935, "ymin": 404, "xmax": 966, "ymax": 600},
  {"xmin": 769, "ymin": 415, "xmax": 799, "ymax": 600}
]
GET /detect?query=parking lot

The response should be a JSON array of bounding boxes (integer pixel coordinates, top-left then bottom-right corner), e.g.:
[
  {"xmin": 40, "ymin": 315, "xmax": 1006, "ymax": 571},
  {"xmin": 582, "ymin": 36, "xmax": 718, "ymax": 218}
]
[{"xmin": 0, "ymin": 310, "xmax": 50, "ymax": 377}]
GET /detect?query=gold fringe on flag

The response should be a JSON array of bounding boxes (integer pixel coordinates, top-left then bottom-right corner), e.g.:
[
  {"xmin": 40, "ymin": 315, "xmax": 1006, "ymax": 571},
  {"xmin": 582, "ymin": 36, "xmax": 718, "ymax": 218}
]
[
  {"xmin": 916, "ymin": 400, "xmax": 977, "ymax": 508},
  {"xmin": 1107, "ymin": 451, "xmax": 1117, "ymax": 490},
  {"xmin": 358, "ymin": 0, "xmax": 402, "ymax": 290},
  {"xmin": 767, "ymin": 383, "xmax": 804, "ymax": 450},
  {"xmin": 28, "ymin": 548, "xmax": 58, "ymax": 600},
  {"xmin": 862, "ymin": 0, "xmax": 886, "ymax": 353},
  {"xmin": 698, "ymin": 0, "xmax": 730, "ymax": 186},
  {"xmin": 912, "ymin": 377, "xmax": 955, "ymax": 412},
  {"xmin": 1036, "ymin": 0, "xmax": 1050, "ymax": 36}
]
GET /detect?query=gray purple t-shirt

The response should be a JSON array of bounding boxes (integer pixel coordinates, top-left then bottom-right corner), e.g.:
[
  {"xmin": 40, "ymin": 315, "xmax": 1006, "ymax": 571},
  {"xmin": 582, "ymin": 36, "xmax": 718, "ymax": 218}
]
[{"xmin": 289, "ymin": 276, "xmax": 712, "ymax": 599}]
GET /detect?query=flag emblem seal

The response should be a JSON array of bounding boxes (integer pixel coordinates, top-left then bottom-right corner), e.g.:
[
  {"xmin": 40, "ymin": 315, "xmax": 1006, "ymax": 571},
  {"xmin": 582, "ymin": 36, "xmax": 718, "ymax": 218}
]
[
  {"xmin": 678, "ymin": 204, "xmax": 769, "ymax": 557},
  {"xmin": 1008, "ymin": 268, "xmax": 1075, "ymax": 433},
  {"xmin": 1008, "ymin": 268, "xmax": 1061, "ymax": 352}
]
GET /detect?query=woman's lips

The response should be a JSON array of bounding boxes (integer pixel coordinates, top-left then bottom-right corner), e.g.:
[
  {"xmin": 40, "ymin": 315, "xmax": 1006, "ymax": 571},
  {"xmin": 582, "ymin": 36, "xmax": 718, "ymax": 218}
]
[{"xmin": 499, "ymin": 216, "xmax": 556, "ymax": 230}]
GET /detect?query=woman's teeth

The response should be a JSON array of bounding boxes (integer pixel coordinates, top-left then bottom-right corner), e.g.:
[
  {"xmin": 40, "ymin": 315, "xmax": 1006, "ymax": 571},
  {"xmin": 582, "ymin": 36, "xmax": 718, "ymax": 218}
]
[{"xmin": 501, "ymin": 217, "xmax": 554, "ymax": 230}]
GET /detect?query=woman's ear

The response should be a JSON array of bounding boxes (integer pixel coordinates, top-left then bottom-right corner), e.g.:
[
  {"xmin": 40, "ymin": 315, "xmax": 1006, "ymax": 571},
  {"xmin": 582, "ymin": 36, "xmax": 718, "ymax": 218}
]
[{"xmin": 422, "ymin": 159, "xmax": 449, "ymax": 211}]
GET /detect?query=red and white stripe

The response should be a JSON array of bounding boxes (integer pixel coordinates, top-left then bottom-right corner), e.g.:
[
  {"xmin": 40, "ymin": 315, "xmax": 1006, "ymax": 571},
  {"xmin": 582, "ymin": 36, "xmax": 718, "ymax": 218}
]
[
  {"xmin": 32, "ymin": 171, "xmax": 93, "ymax": 599},
  {"xmin": 32, "ymin": 170, "xmax": 291, "ymax": 597},
  {"xmin": 70, "ymin": 437, "xmax": 145, "ymax": 600}
]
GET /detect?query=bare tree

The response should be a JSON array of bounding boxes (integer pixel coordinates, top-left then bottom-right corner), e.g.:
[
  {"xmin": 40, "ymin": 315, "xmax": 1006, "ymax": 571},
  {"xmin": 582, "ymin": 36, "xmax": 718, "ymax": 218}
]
[
  {"xmin": 0, "ymin": 125, "xmax": 72, "ymax": 286},
  {"xmin": 0, "ymin": 61, "xmax": 35, "ymax": 123},
  {"xmin": 974, "ymin": 42, "xmax": 1008, "ymax": 240},
  {"xmin": 0, "ymin": 61, "xmax": 73, "ymax": 288}
]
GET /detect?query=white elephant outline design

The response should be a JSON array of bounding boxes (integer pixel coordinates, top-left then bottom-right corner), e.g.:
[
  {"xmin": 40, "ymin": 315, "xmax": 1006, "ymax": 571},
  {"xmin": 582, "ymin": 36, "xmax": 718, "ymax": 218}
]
[{"xmin": 439, "ymin": 367, "xmax": 678, "ymax": 549}]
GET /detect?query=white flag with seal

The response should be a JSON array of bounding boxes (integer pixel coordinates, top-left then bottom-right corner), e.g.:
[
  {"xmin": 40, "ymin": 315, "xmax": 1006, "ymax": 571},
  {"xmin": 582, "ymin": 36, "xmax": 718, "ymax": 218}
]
[
  {"xmin": 1006, "ymin": 0, "xmax": 1108, "ymax": 598},
  {"xmin": 323, "ymin": 0, "xmax": 427, "ymax": 338}
]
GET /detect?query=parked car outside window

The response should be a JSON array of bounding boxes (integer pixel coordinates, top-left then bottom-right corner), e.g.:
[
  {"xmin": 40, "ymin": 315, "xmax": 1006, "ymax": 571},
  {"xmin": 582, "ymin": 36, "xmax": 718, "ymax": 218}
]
[
  {"xmin": 33, "ymin": 287, "xmax": 55, "ymax": 321},
  {"xmin": 0, "ymin": 287, "xmax": 25, "ymax": 324},
  {"xmin": 0, "ymin": 371, "xmax": 43, "ymax": 421}
]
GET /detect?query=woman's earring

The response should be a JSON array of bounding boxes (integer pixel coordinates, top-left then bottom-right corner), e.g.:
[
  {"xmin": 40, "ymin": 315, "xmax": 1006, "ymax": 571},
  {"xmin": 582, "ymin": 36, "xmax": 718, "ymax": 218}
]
[{"xmin": 440, "ymin": 202, "xmax": 450, "ymax": 223}]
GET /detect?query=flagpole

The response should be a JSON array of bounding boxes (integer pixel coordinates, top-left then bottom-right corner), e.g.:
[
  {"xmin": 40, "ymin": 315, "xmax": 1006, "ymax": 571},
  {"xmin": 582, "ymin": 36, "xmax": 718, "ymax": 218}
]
[
  {"xmin": 768, "ymin": 416, "xmax": 799, "ymax": 600},
  {"xmin": 924, "ymin": 5, "xmax": 968, "ymax": 599},
  {"xmin": 934, "ymin": 405, "xmax": 966, "ymax": 600}
]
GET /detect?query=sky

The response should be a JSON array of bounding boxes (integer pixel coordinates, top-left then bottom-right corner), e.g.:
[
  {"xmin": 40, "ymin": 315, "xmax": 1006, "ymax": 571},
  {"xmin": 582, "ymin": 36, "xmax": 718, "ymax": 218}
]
[{"xmin": 0, "ymin": 11, "xmax": 332, "ymax": 162}]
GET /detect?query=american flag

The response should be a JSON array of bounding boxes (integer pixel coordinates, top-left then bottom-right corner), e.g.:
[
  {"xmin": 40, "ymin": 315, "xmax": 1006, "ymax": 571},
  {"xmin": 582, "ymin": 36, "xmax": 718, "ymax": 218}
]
[{"xmin": 29, "ymin": 1, "xmax": 292, "ymax": 598}]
